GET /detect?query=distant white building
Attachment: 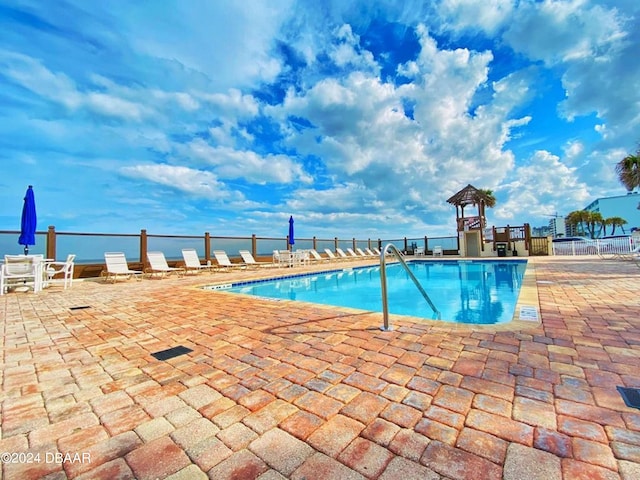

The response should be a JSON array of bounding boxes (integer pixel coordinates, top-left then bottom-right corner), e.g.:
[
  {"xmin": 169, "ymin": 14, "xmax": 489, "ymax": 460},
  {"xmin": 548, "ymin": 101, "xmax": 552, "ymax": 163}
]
[
  {"xmin": 583, "ymin": 192, "xmax": 640, "ymax": 235},
  {"xmin": 548, "ymin": 216, "xmax": 567, "ymax": 238}
]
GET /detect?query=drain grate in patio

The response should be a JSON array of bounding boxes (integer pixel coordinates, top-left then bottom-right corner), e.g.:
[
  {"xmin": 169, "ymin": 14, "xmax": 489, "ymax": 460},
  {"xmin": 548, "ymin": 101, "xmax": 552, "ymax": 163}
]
[
  {"xmin": 617, "ymin": 386, "xmax": 640, "ymax": 409},
  {"xmin": 151, "ymin": 346, "xmax": 193, "ymax": 361},
  {"xmin": 69, "ymin": 306, "xmax": 91, "ymax": 310}
]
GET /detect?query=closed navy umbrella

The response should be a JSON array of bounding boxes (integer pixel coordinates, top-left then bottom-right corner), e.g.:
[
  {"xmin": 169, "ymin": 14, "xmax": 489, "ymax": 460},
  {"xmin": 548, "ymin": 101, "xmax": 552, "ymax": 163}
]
[
  {"xmin": 288, "ymin": 216, "xmax": 295, "ymax": 248},
  {"xmin": 18, "ymin": 185, "xmax": 37, "ymax": 255}
]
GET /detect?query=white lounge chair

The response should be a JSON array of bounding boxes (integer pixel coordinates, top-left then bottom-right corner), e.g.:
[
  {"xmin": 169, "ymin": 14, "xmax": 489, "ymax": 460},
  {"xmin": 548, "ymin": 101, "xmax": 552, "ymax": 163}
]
[
  {"xmin": 335, "ymin": 248, "xmax": 351, "ymax": 260},
  {"xmin": 324, "ymin": 249, "xmax": 343, "ymax": 261},
  {"xmin": 213, "ymin": 250, "xmax": 246, "ymax": 269},
  {"xmin": 366, "ymin": 248, "xmax": 378, "ymax": 257},
  {"xmin": 146, "ymin": 251, "xmax": 184, "ymax": 278},
  {"xmin": 45, "ymin": 254, "xmax": 75, "ymax": 289},
  {"xmin": 239, "ymin": 250, "xmax": 275, "ymax": 268},
  {"xmin": 308, "ymin": 249, "xmax": 328, "ymax": 262},
  {"xmin": 181, "ymin": 249, "xmax": 211, "ymax": 274},
  {"xmin": 346, "ymin": 248, "xmax": 362, "ymax": 258},
  {"xmin": 356, "ymin": 247, "xmax": 374, "ymax": 258},
  {"xmin": 103, "ymin": 252, "xmax": 143, "ymax": 282}
]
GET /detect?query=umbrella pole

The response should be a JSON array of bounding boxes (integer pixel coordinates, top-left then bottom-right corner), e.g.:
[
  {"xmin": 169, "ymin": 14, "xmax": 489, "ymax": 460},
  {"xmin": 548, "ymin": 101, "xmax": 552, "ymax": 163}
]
[{"xmin": 24, "ymin": 245, "xmax": 29, "ymax": 255}]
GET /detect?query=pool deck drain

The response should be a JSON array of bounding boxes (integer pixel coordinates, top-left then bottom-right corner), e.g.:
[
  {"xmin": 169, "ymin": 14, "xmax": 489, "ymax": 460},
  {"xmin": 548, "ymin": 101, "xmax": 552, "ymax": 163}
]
[
  {"xmin": 151, "ymin": 345, "xmax": 194, "ymax": 361},
  {"xmin": 1, "ymin": 255, "xmax": 639, "ymax": 480}
]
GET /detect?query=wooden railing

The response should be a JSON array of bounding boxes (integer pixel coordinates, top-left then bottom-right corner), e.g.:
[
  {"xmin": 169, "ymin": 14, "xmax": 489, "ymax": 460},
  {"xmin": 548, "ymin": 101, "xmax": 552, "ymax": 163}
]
[
  {"xmin": 490, "ymin": 224, "xmax": 531, "ymax": 252},
  {"xmin": 0, "ymin": 227, "xmax": 456, "ymax": 278},
  {"xmin": 457, "ymin": 216, "xmax": 483, "ymax": 231}
]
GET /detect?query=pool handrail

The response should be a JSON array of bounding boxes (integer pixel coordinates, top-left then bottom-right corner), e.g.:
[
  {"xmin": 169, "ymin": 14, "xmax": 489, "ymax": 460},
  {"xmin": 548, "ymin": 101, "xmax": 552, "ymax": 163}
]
[{"xmin": 379, "ymin": 243, "xmax": 440, "ymax": 331}]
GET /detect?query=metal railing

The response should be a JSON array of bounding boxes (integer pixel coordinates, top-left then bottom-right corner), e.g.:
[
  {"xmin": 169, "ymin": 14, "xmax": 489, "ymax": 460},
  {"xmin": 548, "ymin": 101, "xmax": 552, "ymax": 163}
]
[
  {"xmin": 379, "ymin": 243, "xmax": 440, "ymax": 331},
  {"xmin": 552, "ymin": 236, "xmax": 634, "ymax": 256}
]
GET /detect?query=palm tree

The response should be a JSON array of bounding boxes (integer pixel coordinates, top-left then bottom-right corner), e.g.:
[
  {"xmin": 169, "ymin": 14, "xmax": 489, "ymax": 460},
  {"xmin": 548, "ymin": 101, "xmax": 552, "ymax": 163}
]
[
  {"xmin": 585, "ymin": 211, "xmax": 603, "ymax": 238},
  {"xmin": 615, "ymin": 146, "xmax": 640, "ymax": 192},
  {"xmin": 477, "ymin": 189, "xmax": 496, "ymax": 221},
  {"xmin": 606, "ymin": 216, "xmax": 628, "ymax": 235},
  {"xmin": 566, "ymin": 210, "xmax": 590, "ymax": 236}
]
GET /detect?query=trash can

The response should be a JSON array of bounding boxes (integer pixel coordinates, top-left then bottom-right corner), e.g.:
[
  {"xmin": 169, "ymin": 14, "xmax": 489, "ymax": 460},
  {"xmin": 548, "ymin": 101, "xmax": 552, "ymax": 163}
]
[{"xmin": 497, "ymin": 243, "xmax": 507, "ymax": 257}]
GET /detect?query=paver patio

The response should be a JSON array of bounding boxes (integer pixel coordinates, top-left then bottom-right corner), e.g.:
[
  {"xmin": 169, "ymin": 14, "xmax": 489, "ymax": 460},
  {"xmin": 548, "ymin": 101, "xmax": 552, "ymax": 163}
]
[{"xmin": 1, "ymin": 256, "xmax": 639, "ymax": 479}]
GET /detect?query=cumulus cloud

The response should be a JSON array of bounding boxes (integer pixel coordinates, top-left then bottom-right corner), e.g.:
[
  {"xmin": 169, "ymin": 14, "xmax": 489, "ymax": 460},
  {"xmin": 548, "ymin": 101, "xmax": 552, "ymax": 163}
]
[
  {"xmin": 182, "ymin": 139, "xmax": 312, "ymax": 184},
  {"xmin": 497, "ymin": 150, "xmax": 591, "ymax": 220},
  {"xmin": 268, "ymin": 26, "xmax": 531, "ymax": 234},
  {"xmin": 437, "ymin": 0, "xmax": 515, "ymax": 35},
  {"xmin": 503, "ymin": 0, "xmax": 625, "ymax": 65},
  {"xmin": 119, "ymin": 164, "xmax": 239, "ymax": 200}
]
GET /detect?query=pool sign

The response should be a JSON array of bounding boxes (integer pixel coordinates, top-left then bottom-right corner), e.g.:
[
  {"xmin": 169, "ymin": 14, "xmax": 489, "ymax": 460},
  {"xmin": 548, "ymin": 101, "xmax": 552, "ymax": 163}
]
[{"xmin": 519, "ymin": 306, "xmax": 539, "ymax": 321}]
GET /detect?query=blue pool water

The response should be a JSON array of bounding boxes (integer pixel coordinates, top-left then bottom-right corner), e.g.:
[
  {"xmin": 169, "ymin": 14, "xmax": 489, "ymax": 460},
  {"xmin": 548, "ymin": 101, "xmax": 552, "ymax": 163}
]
[{"xmin": 211, "ymin": 260, "xmax": 528, "ymax": 324}]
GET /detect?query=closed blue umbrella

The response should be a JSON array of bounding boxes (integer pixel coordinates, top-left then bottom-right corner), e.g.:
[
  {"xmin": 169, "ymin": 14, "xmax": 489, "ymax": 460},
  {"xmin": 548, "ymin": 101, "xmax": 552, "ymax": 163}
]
[
  {"xmin": 288, "ymin": 216, "xmax": 295, "ymax": 248},
  {"xmin": 18, "ymin": 185, "xmax": 37, "ymax": 255}
]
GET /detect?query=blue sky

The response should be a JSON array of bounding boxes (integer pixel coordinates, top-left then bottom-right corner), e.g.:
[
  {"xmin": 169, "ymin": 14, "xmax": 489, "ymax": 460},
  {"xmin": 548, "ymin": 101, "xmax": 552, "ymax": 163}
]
[{"xmin": 1, "ymin": 0, "xmax": 639, "ymax": 239}]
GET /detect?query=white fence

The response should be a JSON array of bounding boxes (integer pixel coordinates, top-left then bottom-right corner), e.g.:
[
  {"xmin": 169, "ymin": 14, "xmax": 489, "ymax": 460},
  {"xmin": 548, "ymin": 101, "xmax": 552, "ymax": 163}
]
[{"xmin": 552, "ymin": 237, "xmax": 634, "ymax": 256}]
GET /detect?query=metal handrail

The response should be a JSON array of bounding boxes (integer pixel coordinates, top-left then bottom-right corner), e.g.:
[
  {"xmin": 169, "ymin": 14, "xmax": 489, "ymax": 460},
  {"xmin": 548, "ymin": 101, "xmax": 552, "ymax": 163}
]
[{"xmin": 380, "ymin": 243, "xmax": 440, "ymax": 331}]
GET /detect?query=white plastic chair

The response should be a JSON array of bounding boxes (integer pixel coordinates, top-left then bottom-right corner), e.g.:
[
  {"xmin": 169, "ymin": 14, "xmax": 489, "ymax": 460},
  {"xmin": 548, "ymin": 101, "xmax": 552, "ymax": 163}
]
[
  {"xmin": 146, "ymin": 251, "xmax": 185, "ymax": 278},
  {"xmin": 273, "ymin": 250, "xmax": 293, "ymax": 268},
  {"xmin": 239, "ymin": 250, "xmax": 275, "ymax": 268},
  {"xmin": 213, "ymin": 250, "xmax": 246, "ymax": 269},
  {"xmin": 308, "ymin": 249, "xmax": 328, "ymax": 262},
  {"xmin": 1, "ymin": 255, "xmax": 40, "ymax": 295},
  {"xmin": 103, "ymin": 252, "xmax": 143, "ymax": 282},
  {"xmin": 335, "ymin": 248, "xmax": 350, "ymax": 260},
  {"xmin": 181, "ymin": 249, "xmax": 211, "ymax": 273},
  {"xmin": 433, "ymin": 246, "xmax": 443, "ymax": 257},
  {"xmin": 323, "ymin": 249, "xmax": 342, "ymax": 261},
  {"xmin": 45, "ymin": 254, "xmax": 76, "ymax": 289}
]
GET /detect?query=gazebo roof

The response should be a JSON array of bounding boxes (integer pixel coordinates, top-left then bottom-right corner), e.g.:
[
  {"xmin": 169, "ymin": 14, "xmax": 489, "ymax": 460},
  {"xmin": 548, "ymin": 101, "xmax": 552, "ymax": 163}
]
[{"xmin": 446, "ymin": 184, "xmax": 492, "ymax": 207}]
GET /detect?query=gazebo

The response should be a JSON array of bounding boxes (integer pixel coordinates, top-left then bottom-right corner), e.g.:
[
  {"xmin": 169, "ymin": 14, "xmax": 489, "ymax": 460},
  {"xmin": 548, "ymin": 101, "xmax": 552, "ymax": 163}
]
[{"xmin": 446, "ymin": 184, "xmax": 493, "ymax": 256}]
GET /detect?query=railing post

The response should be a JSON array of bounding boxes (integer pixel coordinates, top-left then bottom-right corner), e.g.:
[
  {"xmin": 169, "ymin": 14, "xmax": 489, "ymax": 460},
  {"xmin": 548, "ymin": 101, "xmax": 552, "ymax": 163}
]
[
  {"xmin": 140, "ymin": 229, "xmax": 147, "ymax": 267},
  {"xmin": 353, "ymin": 237, "xmax": 356, "ymax": 250},
  {"xmin": 46, "ymin": 225, "xmax": 56, "ymax": 261},
  {"xmin": 252, "ymin": 234, "xmax": 257, "ymax": 258},
  {"xmin": 313, "ymin": 236, "xmax": 317, "ymax": 251},
  {"xmin": 404, "ymin": 237, "xmax": 408, "ymax": 253},
  {"xmin": 204, "ymin": 232, "xmax": 211, "ymax": 263},
  {"xmin": 334, "ymin": 237, "xmax": 338, "ymax": 252},
  {"xmin": 492, "ymin": 226, "xmax": 497, "ymax": 252}
]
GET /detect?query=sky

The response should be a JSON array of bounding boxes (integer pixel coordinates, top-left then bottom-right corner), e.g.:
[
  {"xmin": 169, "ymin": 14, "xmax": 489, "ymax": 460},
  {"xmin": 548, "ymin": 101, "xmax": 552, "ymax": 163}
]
[{"xmin": 1, "ymin": 0, "xmax": 639, "ymax": 240}]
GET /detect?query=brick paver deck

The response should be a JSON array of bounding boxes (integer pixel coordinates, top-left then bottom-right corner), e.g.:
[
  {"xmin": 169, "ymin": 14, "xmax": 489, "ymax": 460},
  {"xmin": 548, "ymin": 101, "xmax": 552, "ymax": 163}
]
[{"xmin": 1, "ymin": 256, "xmax": 639, "ymax": 479}]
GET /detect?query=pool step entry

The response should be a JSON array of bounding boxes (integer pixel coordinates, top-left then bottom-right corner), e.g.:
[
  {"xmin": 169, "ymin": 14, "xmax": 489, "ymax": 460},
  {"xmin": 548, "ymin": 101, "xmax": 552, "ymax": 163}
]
[{"xmin": 379, "ymin": 243, "xmax": 440, "ymax": 331}]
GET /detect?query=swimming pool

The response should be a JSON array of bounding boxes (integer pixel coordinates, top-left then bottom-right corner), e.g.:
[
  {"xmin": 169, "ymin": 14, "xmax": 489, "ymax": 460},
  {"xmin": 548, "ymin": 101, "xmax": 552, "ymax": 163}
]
[{"xmin": 207, "ymin": 260, "xmax": 528, "ymax": 324}]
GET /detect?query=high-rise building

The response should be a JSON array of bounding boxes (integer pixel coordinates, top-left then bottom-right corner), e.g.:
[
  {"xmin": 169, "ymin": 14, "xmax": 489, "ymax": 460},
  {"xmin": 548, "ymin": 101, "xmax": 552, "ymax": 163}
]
[{"xmin": 548, "ymin": 216, "xmax": 567, "ymax": 238}]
